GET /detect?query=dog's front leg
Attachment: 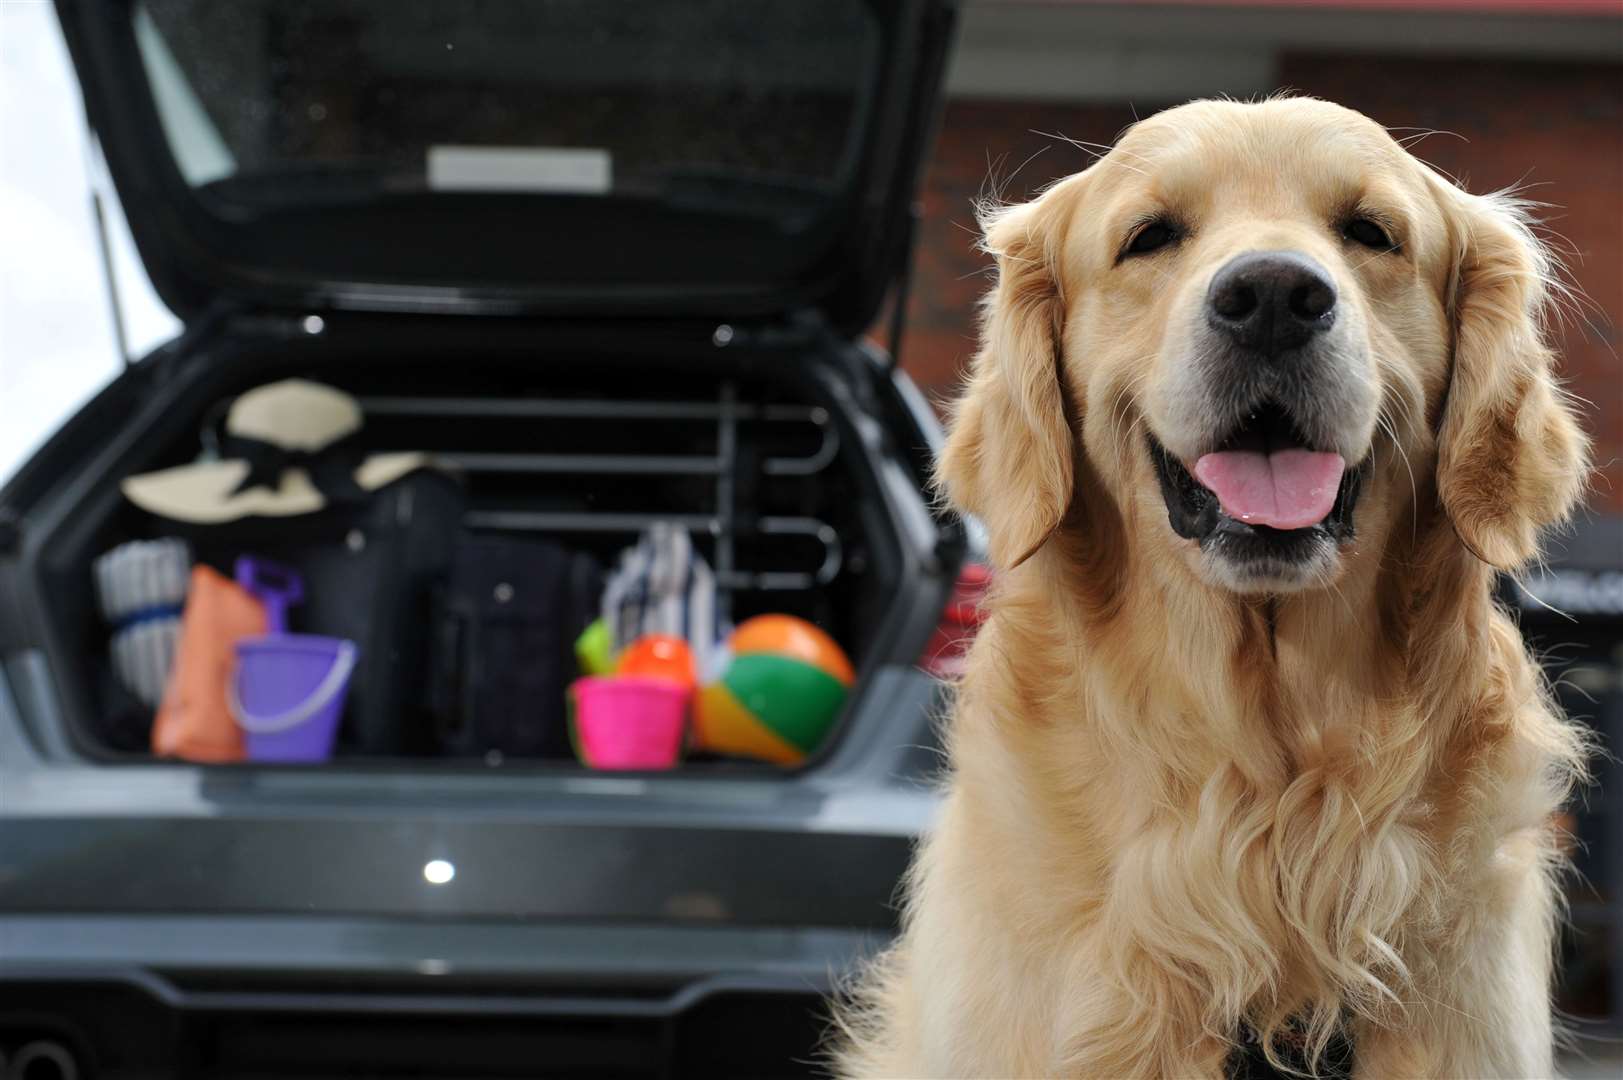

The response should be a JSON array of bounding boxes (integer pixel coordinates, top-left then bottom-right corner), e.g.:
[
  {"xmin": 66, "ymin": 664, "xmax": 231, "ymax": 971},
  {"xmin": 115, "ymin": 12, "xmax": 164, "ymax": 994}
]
[{"xmin": 1353, "ymin": 834, "xmax": 1561, "ymax": 1079}]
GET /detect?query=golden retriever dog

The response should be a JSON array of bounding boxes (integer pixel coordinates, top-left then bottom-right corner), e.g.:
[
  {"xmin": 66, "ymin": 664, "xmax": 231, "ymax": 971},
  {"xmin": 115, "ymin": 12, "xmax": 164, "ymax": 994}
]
[{"xmin": 836, "ymin": 97, "xmax": 1591, "ymax": 1078}]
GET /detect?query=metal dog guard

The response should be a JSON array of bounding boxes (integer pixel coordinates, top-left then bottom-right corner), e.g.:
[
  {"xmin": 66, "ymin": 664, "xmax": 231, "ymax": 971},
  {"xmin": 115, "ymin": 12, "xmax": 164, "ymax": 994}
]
[{"xmin": 360, "ymin": 384, "xmax": 845, "ymax": 623}]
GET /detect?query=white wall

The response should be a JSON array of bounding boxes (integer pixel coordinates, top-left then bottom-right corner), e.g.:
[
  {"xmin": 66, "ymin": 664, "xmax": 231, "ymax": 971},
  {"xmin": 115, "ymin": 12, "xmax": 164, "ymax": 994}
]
[
  {"xmin": 947, "ymin": 1, "xmax": 1622, "ymax": 103},
  {"xmin": 0, "ymin": 1, "xmax": 179, "ymax": 484}
]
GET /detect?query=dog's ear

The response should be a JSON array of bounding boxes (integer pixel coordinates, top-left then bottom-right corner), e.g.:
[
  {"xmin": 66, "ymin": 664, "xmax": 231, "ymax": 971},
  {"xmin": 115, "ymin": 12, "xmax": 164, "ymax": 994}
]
[
  {"xmin": 1432, "ymin": 186, "xmax": 1590, "ymax": 570},
  {"xmin": 936, "ymin": 186, "xmax": 1078, "ymax": 569}
]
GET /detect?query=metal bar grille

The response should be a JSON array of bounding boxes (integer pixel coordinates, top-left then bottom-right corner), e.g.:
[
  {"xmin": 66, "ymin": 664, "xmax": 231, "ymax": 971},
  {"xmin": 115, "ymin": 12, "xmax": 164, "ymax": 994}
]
[{"xmin": 359, "ymin": 388, "xmax": 844, "ymax": 594}]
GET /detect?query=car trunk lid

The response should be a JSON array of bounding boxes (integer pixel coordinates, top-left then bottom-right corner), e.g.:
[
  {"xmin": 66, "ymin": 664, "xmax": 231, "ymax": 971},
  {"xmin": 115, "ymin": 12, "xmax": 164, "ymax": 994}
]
[{"xmin": 54, "ymin": 0, "xmax": 955, "ymax": 335}]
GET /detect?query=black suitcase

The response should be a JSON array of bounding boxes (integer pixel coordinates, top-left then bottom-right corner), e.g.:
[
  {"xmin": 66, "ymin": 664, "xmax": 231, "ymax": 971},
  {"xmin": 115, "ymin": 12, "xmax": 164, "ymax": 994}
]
[
  {"xmin": 163, "ymin": 469, "xmax": 466, "ymax": 756},
  {"xmin": 429, "ymin": 535, "xmax": 602, "ymax": 760}
]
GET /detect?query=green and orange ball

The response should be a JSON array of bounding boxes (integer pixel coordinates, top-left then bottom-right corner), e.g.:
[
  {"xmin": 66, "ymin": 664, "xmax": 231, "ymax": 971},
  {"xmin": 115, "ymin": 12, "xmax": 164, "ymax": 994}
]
[{"xmin": 693, "ymin": 615, "xmax": 854, "ymax": 766}]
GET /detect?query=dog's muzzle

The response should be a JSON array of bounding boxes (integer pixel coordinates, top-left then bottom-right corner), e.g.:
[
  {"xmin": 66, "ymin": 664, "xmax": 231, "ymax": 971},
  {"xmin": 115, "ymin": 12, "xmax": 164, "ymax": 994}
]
[{"xmin": 1151, "ymin": 249, "xmax": 1376, "ymax": 582}]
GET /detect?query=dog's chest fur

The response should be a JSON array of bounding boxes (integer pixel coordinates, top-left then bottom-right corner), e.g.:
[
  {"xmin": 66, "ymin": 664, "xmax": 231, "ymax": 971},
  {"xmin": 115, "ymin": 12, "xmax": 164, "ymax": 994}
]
[
  {"xmin": 1103, "ymin": 725, "xmax": 1428, "ymax": 1012},
  {"xmin": 975, "ymin": 599, "xmax": 1449, "ymax": 1056}
]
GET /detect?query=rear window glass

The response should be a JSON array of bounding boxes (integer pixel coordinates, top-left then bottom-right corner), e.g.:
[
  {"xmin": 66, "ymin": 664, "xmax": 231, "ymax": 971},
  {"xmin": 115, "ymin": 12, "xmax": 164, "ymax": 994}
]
[{"xmin": 135, "ymin": 0, "xmax": 878, "ymax": 213}]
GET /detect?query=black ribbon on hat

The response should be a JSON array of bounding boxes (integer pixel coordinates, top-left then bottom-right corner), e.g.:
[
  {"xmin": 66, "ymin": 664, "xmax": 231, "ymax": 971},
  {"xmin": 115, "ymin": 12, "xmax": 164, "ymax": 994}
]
[{"xmin": 221, "ymin": 431, "xmax": 370, "ymax": 504}]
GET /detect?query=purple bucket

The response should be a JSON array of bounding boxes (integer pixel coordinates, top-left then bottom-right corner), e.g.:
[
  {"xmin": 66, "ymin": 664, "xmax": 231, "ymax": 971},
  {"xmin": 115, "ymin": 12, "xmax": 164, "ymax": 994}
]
[{"xmin": 230, "ymin": 634, "xmax": 357, "ymax": 762}]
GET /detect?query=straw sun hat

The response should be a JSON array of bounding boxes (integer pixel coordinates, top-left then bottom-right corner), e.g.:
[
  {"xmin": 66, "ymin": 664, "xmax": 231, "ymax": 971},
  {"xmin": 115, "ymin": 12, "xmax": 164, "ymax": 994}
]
[{"xmin": 121, "ymin": 379, "xmax": 430, "ymax": 524}]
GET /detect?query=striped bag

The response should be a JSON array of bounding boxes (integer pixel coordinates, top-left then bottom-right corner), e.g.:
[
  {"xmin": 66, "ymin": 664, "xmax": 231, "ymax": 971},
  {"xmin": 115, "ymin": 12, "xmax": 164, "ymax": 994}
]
[{"xmin": 601, "ymin": 523, "xmax": 719, "ymax": 675}]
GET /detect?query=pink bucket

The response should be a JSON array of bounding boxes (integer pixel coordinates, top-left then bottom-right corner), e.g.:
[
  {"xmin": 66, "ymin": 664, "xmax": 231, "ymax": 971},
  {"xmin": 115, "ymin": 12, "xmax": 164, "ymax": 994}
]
[{"xmin": 569, "ymin": 676, "xmax": 688, "ymax": 770}]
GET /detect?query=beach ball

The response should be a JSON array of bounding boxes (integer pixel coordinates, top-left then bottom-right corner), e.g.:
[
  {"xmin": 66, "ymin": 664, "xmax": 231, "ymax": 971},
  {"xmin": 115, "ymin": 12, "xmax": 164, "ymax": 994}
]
[
  {"xmin": 693, "ymin": 615, "xmax": 855, "ymax": 765},
  {"xmin": 616, "ymin": 634, "xmax": 698, "ymax": 689}
]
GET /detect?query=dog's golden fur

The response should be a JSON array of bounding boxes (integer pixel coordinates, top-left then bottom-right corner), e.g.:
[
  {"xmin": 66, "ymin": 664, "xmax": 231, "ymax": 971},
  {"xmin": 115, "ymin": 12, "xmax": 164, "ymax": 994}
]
[{"xmin": 836, "ymin": 98, "xmax": 1590, "ymax": 1078}]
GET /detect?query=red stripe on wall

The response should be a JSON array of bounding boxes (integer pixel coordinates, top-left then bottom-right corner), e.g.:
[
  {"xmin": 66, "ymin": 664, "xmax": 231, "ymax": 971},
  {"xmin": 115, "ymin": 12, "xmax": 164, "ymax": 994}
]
[{"xmin": 1043, "ymin": 0, "xmax": 1622, "ymax": 15}]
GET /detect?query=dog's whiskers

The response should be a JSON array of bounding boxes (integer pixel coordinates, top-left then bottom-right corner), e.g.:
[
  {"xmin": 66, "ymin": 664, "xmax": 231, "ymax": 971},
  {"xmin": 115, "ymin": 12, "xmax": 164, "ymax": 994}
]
[
  {"xmin": 1374, "ymin": 407, "xmax": 1420, "ymax": 550},
  {"xmin": 1105, "ymin": 365, "xmax": 1156, "ymax": 466},
  {"xmin": 1032, "ymin": 130, "xmax": 1154, "ymax": 179}
]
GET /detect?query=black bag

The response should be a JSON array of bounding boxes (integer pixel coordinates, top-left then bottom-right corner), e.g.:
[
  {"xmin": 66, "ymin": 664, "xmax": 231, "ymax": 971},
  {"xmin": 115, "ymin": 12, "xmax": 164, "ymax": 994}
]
[
  {"xmin": 172, "ymin": 469, "xmax": 465, "ymax": 756},
  {"xmin": 429, "ymin": 535, "xmax": 602, "ymax": 759}
]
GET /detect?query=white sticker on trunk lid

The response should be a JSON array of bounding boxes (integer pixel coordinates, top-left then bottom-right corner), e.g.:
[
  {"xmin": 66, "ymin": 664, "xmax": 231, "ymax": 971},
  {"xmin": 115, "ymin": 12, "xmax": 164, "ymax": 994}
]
[{"xmin": 427, "ymin": 146, "xmax": 612, "ymax": 194}]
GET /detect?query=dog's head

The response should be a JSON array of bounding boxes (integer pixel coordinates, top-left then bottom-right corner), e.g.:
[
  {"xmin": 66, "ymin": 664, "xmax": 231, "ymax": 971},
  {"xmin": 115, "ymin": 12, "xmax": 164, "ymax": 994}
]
[{"xmin": 940, "ymin": 98, "xmax": 1588, "ymax": 594}]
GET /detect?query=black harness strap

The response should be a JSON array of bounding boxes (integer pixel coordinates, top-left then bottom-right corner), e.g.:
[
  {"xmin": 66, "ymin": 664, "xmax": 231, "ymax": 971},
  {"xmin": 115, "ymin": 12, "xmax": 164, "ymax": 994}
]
[{"xmin": 1224, "ymin": 1024, "xmax": 1355, "ymax": 1080}]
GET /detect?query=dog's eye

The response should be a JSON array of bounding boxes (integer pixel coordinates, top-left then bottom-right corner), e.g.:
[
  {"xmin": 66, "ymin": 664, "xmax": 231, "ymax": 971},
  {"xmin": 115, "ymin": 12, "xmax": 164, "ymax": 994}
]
[
  {"xmin": 1122, "ymin": 221, "xmax": 1178, "ymax": 258},
  {"xmin": 1343, "ymin": 217, "xmax": 1396, "ymax": 251}
]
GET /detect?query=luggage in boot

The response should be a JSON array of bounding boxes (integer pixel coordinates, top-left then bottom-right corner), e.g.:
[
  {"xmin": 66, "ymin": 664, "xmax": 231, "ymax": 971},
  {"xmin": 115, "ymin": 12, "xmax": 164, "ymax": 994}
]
[
  {"xmin": 430, "ymin": 535, "xmax": 602, "ymax": 759},
  {"xmin": 150, "ymin": 469, "xmax": 465, "ymax": 756}
]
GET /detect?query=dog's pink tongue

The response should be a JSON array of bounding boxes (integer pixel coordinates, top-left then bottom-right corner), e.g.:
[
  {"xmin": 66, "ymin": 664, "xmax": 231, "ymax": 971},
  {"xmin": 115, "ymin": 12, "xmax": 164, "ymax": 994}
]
[{"xmin": 1193, "ymin": 449, "xmax": 1346, "ymax": 529}]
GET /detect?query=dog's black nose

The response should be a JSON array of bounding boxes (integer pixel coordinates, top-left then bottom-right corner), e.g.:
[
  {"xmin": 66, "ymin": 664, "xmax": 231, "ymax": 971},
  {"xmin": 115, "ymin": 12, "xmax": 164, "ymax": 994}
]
[{"xmin": 1206, "ymin": 251, "xmax": 1336, "ymax": 356}]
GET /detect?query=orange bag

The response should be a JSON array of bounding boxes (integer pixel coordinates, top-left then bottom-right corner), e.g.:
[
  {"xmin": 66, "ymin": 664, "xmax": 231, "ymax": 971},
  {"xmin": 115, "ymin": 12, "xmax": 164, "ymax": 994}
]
[{"xmin": 151, "ymin": 565, "xmax": 266, "ymax": 762}]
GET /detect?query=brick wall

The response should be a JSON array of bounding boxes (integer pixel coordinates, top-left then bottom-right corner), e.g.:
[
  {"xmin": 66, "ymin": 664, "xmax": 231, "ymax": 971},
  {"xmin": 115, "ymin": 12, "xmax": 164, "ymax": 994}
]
[{"xmin": 897, "ymin": 56, "xmax": 1622, "ymax": 515}]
